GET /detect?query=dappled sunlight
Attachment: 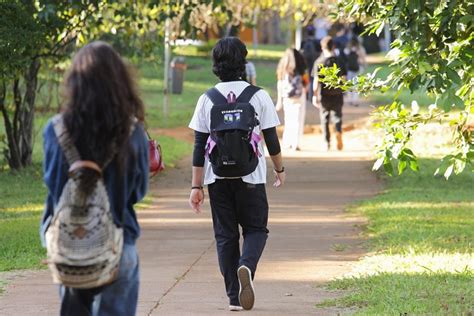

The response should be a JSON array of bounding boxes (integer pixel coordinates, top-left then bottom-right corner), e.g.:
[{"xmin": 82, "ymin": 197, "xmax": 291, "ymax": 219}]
[
  {"xmin": 343, "ymin": 252, "xmax": 474, "ymax": 278},
  {"xmin": 1, "ymin": 204, "xmax": 43, "ymax": 213},
  {"xmin": 362, "ymin": 201, "xmax": 474, "ymax": 211},
  {"xmin": 139, "ymin": 217, "xmax": 212, "ymax": 225}
]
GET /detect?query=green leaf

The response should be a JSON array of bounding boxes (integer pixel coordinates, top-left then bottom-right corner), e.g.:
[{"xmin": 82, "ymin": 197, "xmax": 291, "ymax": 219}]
[
  {"xmin": 446, "ymin": 67, "xmax": 462, "ymax": 85},
  {"xmin": 383, "ymin": 159, "xmax": 394, "ymax": 176},
  {"xmin": 398, "ymin": 160, "xmax": 407, "ymax": 175},
  {"xmin": 409, "ymin": 160, "xmax": 419, "ymax": 172}
]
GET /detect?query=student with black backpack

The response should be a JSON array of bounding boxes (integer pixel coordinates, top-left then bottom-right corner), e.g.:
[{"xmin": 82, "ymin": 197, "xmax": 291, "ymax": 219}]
[
  {"xmin": 311, "ymin": 36, "xmax": 347, "ymax": 151},
  {"xmin": 345, "ymin": 37, "xmax": 367, "ymax": 106},
  {"xmin": 188, "ymin": 37, "xmax": 286, "ymax": 311}
]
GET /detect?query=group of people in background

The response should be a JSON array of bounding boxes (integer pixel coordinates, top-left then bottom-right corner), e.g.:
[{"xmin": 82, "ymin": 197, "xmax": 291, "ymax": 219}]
[{"xmin": 275, "ymin": 22, "xmax": 367, "ymax": 152}]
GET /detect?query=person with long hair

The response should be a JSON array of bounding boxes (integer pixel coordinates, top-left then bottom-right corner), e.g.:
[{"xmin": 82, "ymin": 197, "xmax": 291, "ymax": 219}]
[
  {"xmin": 41, "ymin": 41, "xmax": 149, "ymax": 315},
  {"xmin": 276, "ymin": 48, "xmax": 307, "ymax": 151}
]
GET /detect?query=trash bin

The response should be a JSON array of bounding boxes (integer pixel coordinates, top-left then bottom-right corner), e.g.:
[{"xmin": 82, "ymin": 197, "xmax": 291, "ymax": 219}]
[{"xmin": 170, "ymin": 57, "xmax": 186, "ymax": 94}]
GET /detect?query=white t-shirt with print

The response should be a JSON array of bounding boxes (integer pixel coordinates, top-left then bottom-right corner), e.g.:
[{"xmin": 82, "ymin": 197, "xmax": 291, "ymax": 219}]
[{"xmin": 189, "ymin": 81, "xmax": 280, "ymax": 185}]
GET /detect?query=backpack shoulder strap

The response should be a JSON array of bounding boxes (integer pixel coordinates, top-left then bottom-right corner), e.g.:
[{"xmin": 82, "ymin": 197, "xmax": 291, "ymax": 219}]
[
  {"xmin": 205, "ymin": 87, "xmax": 227, "ymax": 105},
  {"xmin": 52, "ymin": 114, "xmax": 81, "ymax": 166},
  {"xmin": 236, "ymin": 85, "xmax": 261, "ymax": 103}
]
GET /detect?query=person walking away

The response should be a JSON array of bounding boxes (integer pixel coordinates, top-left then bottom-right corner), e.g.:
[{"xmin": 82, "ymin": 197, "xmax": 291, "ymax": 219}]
[
  {"xmin": 188, "ymin": 37, "xmax": 286, "ymax": 311},
  {"xmin": 344, "ymin": 37, "xmax": 367, "ymax": 106},
  {"xmin": 276, "ymin": 48, "xmax": 307, "ymax": 151},
  {"xmin": 300, "ymin": 26, "xmax": 321, "ymax": 100},
  {"xmin": 244, "ymin": 60, "xmax": 257, "ymax": 85},
  {"xmin": 41, "ymin": 41, "xmax": 149, "ymax": 316},
  {"xmin": 312, "ymin": 36, "xmax": 346, "ymax": 151}
]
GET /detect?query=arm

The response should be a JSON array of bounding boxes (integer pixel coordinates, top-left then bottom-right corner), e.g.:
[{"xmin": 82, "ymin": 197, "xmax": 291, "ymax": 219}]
[
  {"xmin": 312, "ymin": 74, "xmax": 321, "ymax": 108},
  {"xmin": 262, "ymin": 127, "xmax": 285, "ymax": 187},
  {"xmin": 276, "ymin": 81, "xmax": 284, "ymax": 111},
  {"xmin": 189, "ymin": 131, "xmax": 209, "ymax": 213}
]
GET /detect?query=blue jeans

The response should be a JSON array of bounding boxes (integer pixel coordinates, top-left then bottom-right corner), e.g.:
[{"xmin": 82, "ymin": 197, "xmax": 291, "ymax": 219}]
[
  {"xmin": 208, "ymin": 179, "xmax": 269, "ymax": 306},
  {"xmin": 59, "ymin": 243, "xmax": 139, "ymax": 316}
]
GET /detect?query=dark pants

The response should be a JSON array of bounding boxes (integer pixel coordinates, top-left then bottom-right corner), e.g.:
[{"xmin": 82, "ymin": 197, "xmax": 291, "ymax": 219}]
[
  {"xmin": 59, "ymin": 244, "xmax": 139, "ymax": 316},
  {"xmin": 320, "ymin": 94, "xmax": 343, "ymax": 143},
  {"xmin": 208, "ymin": 179, "xmax": 269, "ymax": 306}
]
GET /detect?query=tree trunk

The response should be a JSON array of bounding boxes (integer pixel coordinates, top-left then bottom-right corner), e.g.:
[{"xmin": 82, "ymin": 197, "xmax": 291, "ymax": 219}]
[{"xmin": 0, "ymin": 58, "xmax": 40, "ymax": 170}]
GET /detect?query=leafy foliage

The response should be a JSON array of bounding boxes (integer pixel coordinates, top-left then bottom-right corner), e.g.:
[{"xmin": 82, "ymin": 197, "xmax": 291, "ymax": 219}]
[{"xmin": 321, "ymin": 0, "xmax": 474, "ymax": 178}]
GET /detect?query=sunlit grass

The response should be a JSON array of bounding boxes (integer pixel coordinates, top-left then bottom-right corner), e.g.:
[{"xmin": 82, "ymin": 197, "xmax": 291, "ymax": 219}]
[{"xmin": 319, "ymin": 158, "xmax": 474, "ymax": 313}]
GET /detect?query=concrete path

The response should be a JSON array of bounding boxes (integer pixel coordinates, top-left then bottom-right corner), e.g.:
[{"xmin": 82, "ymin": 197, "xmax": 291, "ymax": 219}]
[{"xmin": 0, "ymin": 102, "xmax": 380, "ymax": 315}]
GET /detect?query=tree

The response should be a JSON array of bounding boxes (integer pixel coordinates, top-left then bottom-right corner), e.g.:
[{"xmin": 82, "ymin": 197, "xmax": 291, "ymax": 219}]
[
  {"xmin": 0, "ymin": 1, "xmax": 103, "ymax": 170},
  {"xmin": 321, "ymin": 0, "xmax": 473, "ymax": 178}
]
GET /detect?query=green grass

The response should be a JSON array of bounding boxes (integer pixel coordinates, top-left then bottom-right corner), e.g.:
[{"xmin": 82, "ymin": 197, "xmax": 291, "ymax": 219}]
[
  {"xmin": 0, "ymin": 164, "xmax": 46, "ymax": 271},
  {"xmin": 318, "ymin": 159, "xmax": 474, "ymax": 314}
]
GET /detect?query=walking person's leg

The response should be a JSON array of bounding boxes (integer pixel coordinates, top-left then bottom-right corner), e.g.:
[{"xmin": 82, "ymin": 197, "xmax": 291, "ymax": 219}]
[
  {"xmin": 208, "ymin": 180, "xmax": 241, "ymax": 307},
  {"xmin": 319, "ymin": 104, "xmax": 331, "ymax": 150},
  {"xmin": 333, "ymin": 101, "xmax": 344, "ymax": 150},
  {"xmin": 97, "ymin": 243, "xmax": 140, "ymax": 316},
  {"xmin": 283, "ymin": 102, "xmax": 299, "ymax": 150},
  {"xmin": 235, "ymin": 181, "xmax": 269, "ymax": 310},
  {"xmin": 296, "ymin": 97, "xmax": 306, "ymax": 150},
  {"xmin": 60, "ymin": 286, "xmax": 100, "ymax": 316}
]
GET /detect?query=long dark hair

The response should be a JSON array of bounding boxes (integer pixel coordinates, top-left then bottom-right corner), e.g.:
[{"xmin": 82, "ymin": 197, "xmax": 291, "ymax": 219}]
[
  {"xmin": 62, "ymin": 41, "xmax": 144, "ymax": 172},
  {"xmin": 276, "ymin": 48, "xmax": 306, "ymax": 80}
]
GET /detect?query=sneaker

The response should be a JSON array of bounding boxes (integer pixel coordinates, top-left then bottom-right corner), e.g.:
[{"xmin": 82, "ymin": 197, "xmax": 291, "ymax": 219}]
[
  {"xmin": 237, "ymin": 265, "xmax": 255, "ymax": 310},
  {"xmin": 336, "ymin": 132, "xmax": 343, "ymax": 151},
  {"xmin": 229, "ymin": 305, "xmax": 243, "ymax": 311}
]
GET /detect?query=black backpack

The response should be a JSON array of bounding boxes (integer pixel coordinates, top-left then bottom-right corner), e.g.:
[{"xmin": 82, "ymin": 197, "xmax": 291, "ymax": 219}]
[
  {"xmin": 206, "ymin": 85, "xmax": 261, "ymax": 177},
  {"xmin": 319, "ymin": 56, "xmax": 344, "ymax": 96},
  {"xmin": 347, "ymin": 50, "xmax": 360, "ymax": 72}
]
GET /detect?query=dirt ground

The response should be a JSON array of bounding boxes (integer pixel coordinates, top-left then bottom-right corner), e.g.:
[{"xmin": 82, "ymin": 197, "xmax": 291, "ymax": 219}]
[{"xmin": 0, "ymin": 102, "xmax": 381, "ymax": 315}]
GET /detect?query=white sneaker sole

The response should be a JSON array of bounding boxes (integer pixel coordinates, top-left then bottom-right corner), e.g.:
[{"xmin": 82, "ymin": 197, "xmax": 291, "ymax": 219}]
[{"xmin": 237, "ymin": 266, "xmax": 255, "ymax": 310}]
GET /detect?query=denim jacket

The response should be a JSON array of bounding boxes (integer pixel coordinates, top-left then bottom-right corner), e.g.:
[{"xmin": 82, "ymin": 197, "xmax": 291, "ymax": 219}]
[{"xmin": 40, "ymin": 118, "xmax": 149, "ymax": 246}]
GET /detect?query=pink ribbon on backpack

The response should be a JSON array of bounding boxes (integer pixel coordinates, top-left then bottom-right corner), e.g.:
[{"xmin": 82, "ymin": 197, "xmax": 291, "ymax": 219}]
[
  {"xmin": 250, "ymin": 132, "xmax": 262, "ymax": 157},
  {"xmin": 227, "ymin": 92, "xmax": 236, "ymax": 103}
]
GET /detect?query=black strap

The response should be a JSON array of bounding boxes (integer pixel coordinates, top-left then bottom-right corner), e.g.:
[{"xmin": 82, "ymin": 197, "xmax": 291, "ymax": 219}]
[
  {"xmin": 205, "ymin": 88, "xmax": 228, "ymax": 105},
  {"xmin": 236, "ymin": 85, "xmax": 261, "ymax": 103}
]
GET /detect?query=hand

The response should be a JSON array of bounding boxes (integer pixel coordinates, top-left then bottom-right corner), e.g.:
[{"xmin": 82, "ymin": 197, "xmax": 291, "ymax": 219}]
[
  {"xmin": 273, "ymin": 170, "xmax": 286, "ymax": 188},
  {"xmin": 189, "ymin": 188, "xmax": 204, "ymax": 214},
  {"xmin": 312, "ymin": 96, "xmax": 321, "ymax": 108}
]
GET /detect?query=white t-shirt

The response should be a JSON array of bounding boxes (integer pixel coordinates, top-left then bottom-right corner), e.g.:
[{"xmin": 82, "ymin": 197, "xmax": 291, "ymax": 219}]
[{"xmin": 189, "ymin": 81, "xmax": 280, "ymax": 185}]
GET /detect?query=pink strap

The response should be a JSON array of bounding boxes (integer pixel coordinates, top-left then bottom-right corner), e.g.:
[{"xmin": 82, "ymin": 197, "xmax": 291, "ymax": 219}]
[
  {"xmin": 250, "ymin": 132, "xmax": 262, "ymax": 157},
  {"xmin": 206, "ymin": 136, "xmax": 216, "ymax": 157}
]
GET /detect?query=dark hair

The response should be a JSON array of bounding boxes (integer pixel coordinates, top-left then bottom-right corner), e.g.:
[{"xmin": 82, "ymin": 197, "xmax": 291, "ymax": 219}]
[
  {"xmin": 293, "ymin": 49, "xmax": 307, "ymax": 75},
  {"xmin": 62, "ymin": 41, "xmax": 145, "ymax": 174},
  {"xmin": 321, "ymin": 36, "xmax": 335, "ymax": 51},
  {"xmin": 212, "ymin": 37, "xmax": 247, "ymax": 82}
]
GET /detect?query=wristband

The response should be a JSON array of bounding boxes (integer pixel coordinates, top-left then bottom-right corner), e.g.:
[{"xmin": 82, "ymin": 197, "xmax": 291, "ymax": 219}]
[
  {"xmin": 274, "ymin": 167, "xmax": 285, "ymax": 173},
  {"xmin": 191, "ymin": 186, "xmax": 203, "ymax": 190}
]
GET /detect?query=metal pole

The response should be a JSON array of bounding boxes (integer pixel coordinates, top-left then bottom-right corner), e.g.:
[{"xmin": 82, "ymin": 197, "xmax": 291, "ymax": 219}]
[
  {"xmin": 295, "ymin": 12, "xmax": 302, "ymax": 49},
  {"xmin": 252, "ymin": 6, "xmax": 259, "ymax": 57},
  {"xmin": 163, "ymin": 18, "xmax": 171, "ymax": 117}
]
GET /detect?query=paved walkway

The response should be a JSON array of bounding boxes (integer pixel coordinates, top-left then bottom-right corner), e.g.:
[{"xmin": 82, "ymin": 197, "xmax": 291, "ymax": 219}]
[{"xmin": 0, "ymin": 102, "xmax": 380, "ymax": 315}]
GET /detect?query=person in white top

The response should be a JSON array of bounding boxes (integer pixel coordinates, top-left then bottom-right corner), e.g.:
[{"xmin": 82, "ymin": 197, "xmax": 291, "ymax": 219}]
[
  {"xmin": 188, "ymin": 37, "xmax": 286, "ymax": 311},
  {"xmin": 276, "ymin": 48, "xmax": 308, "ymax": 151}
]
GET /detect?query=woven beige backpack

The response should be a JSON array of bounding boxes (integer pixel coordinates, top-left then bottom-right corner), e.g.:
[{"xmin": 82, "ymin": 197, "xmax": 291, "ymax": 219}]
[{"xmin": 45, "ymin": 114, "xmax": 123, "ymax": 289}]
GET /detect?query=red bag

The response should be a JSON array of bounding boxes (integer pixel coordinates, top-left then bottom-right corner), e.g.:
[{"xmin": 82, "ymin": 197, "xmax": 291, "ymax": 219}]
[{"xmin": 147, "ymin": 131, "xmax": 164, "ymax": 177}]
